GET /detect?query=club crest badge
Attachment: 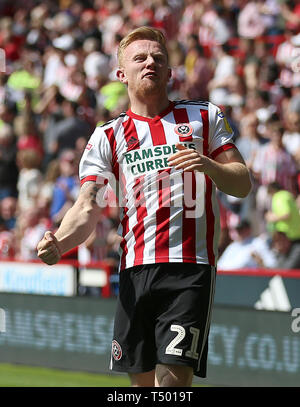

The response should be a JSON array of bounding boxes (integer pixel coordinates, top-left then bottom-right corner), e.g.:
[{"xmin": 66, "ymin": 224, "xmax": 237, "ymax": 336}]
[
  {"xmin": 174, "ymin": 123, "xmax": 193, "ymax": 137},
  {"xmin": 112, "ymin": 340, "xmax": 122, "ymax": 361}
]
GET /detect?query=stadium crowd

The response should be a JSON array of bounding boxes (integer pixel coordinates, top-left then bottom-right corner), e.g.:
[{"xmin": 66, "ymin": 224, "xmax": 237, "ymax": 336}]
[{"xmin": 0, "ymin": 0, "xmax": 300, "ymax": 275}]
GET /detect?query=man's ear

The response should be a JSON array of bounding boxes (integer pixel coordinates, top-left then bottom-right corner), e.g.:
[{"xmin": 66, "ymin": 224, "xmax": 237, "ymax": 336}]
[{"xmin": 116, "ymin": 68, "xmax": 127, "ymax": 84}]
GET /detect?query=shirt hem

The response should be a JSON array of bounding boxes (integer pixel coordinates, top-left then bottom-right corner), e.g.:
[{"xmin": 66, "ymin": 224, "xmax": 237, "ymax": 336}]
[{"xmin": 120, "ymin": 257, "xmax": 214, "ymax": 271}]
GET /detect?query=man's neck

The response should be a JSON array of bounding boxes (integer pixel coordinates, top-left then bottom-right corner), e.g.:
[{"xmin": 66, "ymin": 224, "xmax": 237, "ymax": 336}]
[{"xmin": 129, "ymin": 93, "xmax": 170, "ymax": 119}]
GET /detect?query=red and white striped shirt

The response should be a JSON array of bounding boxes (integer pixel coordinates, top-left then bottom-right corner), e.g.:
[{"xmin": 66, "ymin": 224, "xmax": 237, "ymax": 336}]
[{"xmin": 79, "ymin": 100, "xmax": 236, "ymax": 271}]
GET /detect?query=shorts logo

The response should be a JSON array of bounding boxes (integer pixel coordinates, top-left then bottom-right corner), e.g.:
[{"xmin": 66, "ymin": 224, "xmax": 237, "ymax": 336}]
[
  {"xmin": 86, "ymin": 143, "xmax": 93, "ymax": 150},
  {"xmin": 174, "ymin": 123, "xmax": 193, "ymax": 137},
  {"xmin": 112, "ymin": 340, "xmax": 122, "ymax": 361}
]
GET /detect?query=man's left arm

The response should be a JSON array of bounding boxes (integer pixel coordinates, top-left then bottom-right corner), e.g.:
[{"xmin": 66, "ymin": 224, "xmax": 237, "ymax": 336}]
[
  {"xmin": 205, "ymin": 147, "xmax": 252, "ymax": 198},
  {"xmin": 168, "ymin": 144, "xmax": 252, "ymax": 198}
]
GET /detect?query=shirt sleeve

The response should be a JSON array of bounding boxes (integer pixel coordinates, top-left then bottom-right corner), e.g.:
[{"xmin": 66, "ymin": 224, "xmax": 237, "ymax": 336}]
[
  {"xmin": 208, "ymin": 103, "xmax": 236, "ymax": 159},
  {"xmin": 79, "ymin": 126, "xmax": 113, "ymax": 186}
]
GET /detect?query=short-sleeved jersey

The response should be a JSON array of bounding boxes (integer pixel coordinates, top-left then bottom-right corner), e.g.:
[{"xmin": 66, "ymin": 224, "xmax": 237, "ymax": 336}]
[{"xmin": 79, "ymin": 100, "xmax": 236, "ymax": 271}]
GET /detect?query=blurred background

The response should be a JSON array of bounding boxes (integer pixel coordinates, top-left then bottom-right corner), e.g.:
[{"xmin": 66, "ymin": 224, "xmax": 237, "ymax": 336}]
[{"xmin": 0, "ymin": 0, "xmax": 299, "ymax": 387}]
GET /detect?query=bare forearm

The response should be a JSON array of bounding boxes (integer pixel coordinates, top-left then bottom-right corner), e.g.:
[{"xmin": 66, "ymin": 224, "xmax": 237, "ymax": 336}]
[
  {"xmin": 53, "ymin": 182, "xmax": 102, "ymax": 255},
  {"xmin": 37, "ymin": 181, "xmax": 103, "ymax": 265},
  {"xmin": 206, "ymin": 159, "xmax": 252, "ymax": 198},
  {"xmin": 168, "ymin": 144, "xmax": 252, "ymax": 198},
  {"xmin": 54, "ymin": 203, "xmax": 99, "ymax": 255}
]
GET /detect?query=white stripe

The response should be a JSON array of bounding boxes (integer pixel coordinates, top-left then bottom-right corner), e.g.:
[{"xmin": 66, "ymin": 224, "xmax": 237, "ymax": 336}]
[
  {"xmin": 124, "ymin": 208, "xmax": 137, "ymax": 269},
  {"xmin": 211, "ymin": 186, "xmax": 220, "ymax": 262},
  {"xmin": 195, "ymin": 172, "xmax": 207, "ymax": 262},
  {"xmin": 169, "ymin": 170, "xmax": 183, "ymax": 260},
  {"xmin": 142, "ymin": 173, "xmax": 159, "ymax": 261}
]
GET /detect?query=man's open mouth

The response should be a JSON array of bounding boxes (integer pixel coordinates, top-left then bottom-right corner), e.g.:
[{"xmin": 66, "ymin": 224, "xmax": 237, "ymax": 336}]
[{"xmin": 143, "ymin": 72, "xmax": 157, "ymax": 78}]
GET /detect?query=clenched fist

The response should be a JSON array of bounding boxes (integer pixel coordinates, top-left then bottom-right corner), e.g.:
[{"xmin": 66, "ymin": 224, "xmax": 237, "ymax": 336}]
[{"xmin": 37, "ymin": 231, "xmax": 62, "ymax": 265}]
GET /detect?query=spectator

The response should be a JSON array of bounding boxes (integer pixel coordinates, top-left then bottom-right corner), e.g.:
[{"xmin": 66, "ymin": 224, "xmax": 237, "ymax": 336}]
[
  {"xmin": 100, "ymin": 0, "xmax": 125, "ymax": 56},
  {"xmin": 37, "ymin": 159, "xmax": 60, "ymax": 216},
  {"xmin": 271, "ymin": 230, "xmax": 300, "ymax": 270},
  {"xmin": 16, "ymin": 149, "xmax": 43, "ymax": 212},
  {"xmin": 237, "ymin": 0, "xmax": 266, "ymax": 39},
  {"xmin": 0, "ymin": 16, "xmax": 24, "ymax": 64},
  {"xmin": 183, "ymin": 35, "xmax": 213, "ymax": 100},
  {"xmin": 0, "ymin": 122, "xmax": 18, "ymax": 199},
  {"xmin": 152, "ymin": 0, "xmax": 178, "ymax": 41},
  {"xmin": 0, "ymin": 196, "xmax": 17, "ymax": 230},
  {"xmin": 50, "ymin": 149, "xmax": 80, "ymax": 226},
  {"xmin": 254, "ymin": 90, "xmax": 277, "ymax": 136},
  {"xmin": 83, "ymin": 37, "xmax": 110, "ymax": 90},
  {"xmin": 282, "ymin": 110, "xmax": 300, "ymax": 159},
  {"xmin": 275, "ymin": 26, "xmax": 300, "ymax": 89},
  {"xmin": 289, "ymin": 86, "xmax": 300, "ymax": 114},
  {"xmin": 236, "ymin": 113, "xmax": 267, "ymax": 170},
  {"xmin": 7, "ymin": 49, "xmax": 41, "ymax": 106},
  {"xmin": 14, "ymin": 95, "xmax": 44, "ymax": 159},
  {"xmin": 265, "ymin": 181, "xmax": 300, "ymax": 242},
  {"xmin": 217, "ymin": 219, "xmax": 277, "ymax": 270},
  {"xmin": 35, "ymin": 86, "xmax": 65, "ymax": 167},
  {"xmin": 252, "ymin": 120, "xmax": 298, "ymax": 232},
  {"xmin": 76, "ymin": 8, "xmax": 102, "ymax": 45},
  {"xmin": 17, "ymin": 207, "xmax": 47, "ymax": 261},
  {"xmin": 48, "ymin": 99, "xmax": 92, "ymax": 155},
  {"xmin": 253, "ymin": 117, "xmax": 298, "ymax": 193},
  {"xmin": 280, "ymin": 0, "xmax": 300, "ymax": 34},
  {"xmin": 0, "ymin": 225, "xmax": 15, "ymax": 259},
  {"xmin": 208, "ymin": 43, "xmax": 236, "ymax": 105}
]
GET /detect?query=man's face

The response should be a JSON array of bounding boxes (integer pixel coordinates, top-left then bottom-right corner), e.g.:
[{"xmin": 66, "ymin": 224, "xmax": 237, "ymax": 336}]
[{"xmin": 117, "ymin": 39, "xmax": 171, "ymax": 98}]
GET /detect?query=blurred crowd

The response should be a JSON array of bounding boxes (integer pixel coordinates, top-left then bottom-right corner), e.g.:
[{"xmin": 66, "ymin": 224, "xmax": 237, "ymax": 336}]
[{"xmin": 0, "ymin": 0, "xmax": 300, "ymax": 273}]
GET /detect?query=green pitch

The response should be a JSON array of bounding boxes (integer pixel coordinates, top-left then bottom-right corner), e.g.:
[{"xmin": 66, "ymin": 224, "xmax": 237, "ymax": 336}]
[
  {"xmin": 0, "ymin": 363, "xmax": 207, "ymax": 387},
  {"xmin": 0, "ymin": 363, "xmax": 130, "ymax": 387}
]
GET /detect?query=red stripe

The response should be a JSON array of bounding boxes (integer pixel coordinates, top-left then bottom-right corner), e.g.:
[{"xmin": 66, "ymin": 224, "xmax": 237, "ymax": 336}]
[
  {"xmin": 119, "ymin": 206, "xmax": 129, "ymax": 270},
  {"xmin": 201, "ymin": 109, "xmax": 215, "ymax": 266},
  {"xmin": 149, "ymin": 120, "xmax": 168, "ymax": 145},
  {"xmin": 201, "ymin": 109, "xmax": 209, "ymax": 156},
  {"xmin": 122, "ymin": 117, "xmax": 140, "ymax": 149},
  {"xmin": 131, "ymin": 176, "xmax": 147, "ymax": 265},
  {"xmin": 173, "ymin": 108, "xmax": 196, "ymax": 261},
  {"xmin": 155, "ymin": 169, "xmax": 171, "ymax": 261},
  {"xmin": 182, "ymin": 171, "xmax": 197, "ymax": 261},
  {"xmin": 210, "ymin": 143, "xmax": 236, "ymax": 160},
  {"xmin": 149, "ymin": 120, "xmax": 170, "ymax": 262},
  {"xmin": 80, "ymin": 175, "xmax": 97, "ymax": 186},
  {"xmin": 104, "ymin": 128, "xmax": 119, "ymax": 181}
]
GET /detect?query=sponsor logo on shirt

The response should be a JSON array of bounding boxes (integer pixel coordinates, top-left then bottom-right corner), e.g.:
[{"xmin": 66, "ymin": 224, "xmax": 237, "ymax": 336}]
[
  {"xmin": 85, "ymin": 143, "xmax": 93, "ymax": 150},
  {"xmin": 126, "ymin": 136, "xmax": 139, "ymax": 148},
  {"xmin": 123, "ymin": 143, "xmax": 196, "ymax": 176}
]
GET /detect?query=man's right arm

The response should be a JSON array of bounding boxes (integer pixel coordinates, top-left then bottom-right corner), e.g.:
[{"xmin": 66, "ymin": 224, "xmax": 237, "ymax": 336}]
[{"xmin": 37, "ymin": 181, "xmax": 103, "ymax": 265}]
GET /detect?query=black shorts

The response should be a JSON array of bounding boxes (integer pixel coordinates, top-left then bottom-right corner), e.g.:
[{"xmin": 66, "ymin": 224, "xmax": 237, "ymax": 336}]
[{"xmin": 109, "ymin": 262, "xmax": 216, "ymax": 378}]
